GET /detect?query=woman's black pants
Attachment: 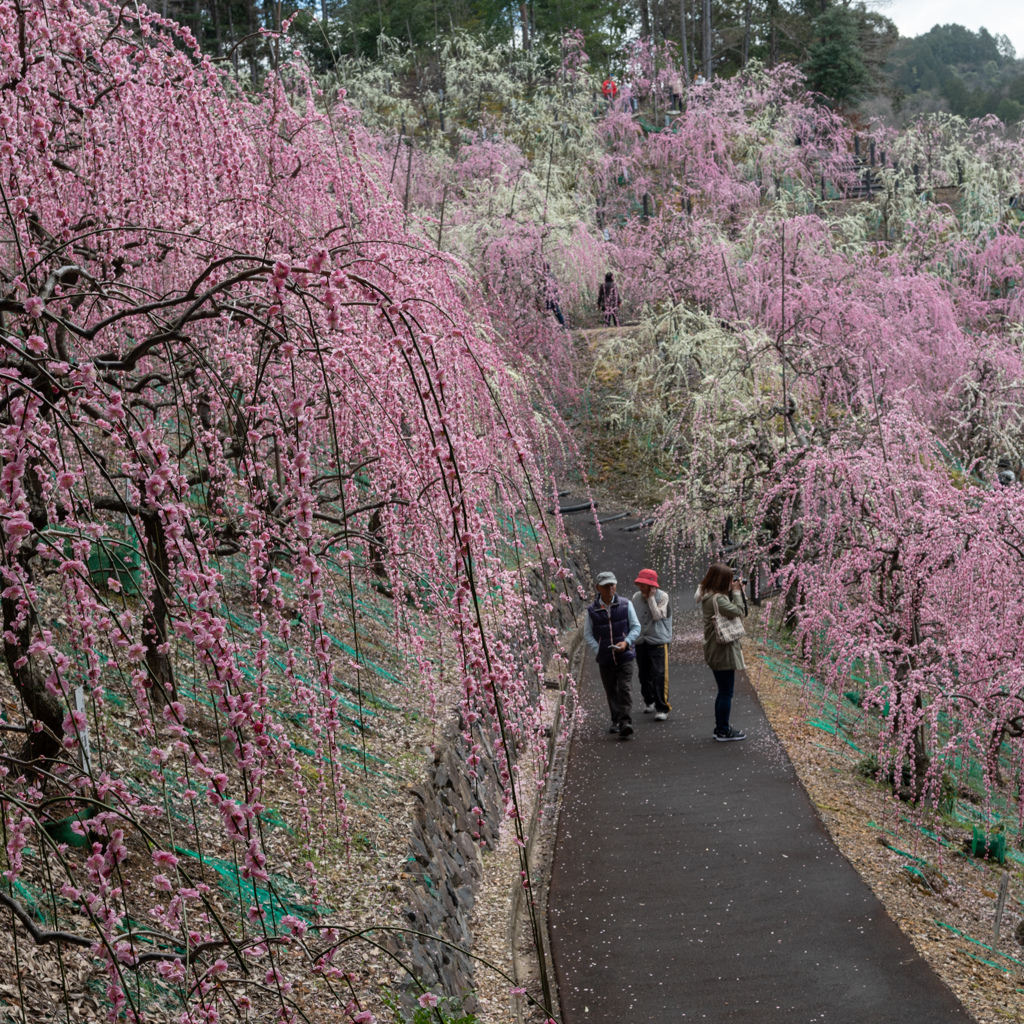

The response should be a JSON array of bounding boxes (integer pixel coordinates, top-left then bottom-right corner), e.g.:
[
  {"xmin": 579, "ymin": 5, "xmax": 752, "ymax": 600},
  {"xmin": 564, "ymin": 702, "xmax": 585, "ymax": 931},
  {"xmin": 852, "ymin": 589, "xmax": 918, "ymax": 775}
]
[{"xmin": 712, "ymin": 669, "xmax": 735, "ymax": 733}]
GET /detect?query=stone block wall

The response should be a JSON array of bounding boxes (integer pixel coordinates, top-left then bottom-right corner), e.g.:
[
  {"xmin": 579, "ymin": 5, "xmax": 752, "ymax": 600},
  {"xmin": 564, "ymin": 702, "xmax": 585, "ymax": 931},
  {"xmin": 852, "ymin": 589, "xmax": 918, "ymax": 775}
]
[
  {"xmin": 389, "ymin": 720, "xmax": 504, "ymax": 1011},
  {"xmin": 389, "ymin": 546, "xmax": 588, "ymax": 1013}
]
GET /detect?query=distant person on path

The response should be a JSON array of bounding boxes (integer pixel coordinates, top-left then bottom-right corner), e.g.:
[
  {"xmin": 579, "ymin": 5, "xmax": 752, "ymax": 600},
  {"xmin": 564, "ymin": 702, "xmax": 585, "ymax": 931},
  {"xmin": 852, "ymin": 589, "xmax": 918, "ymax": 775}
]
[
  {"xmin": 623, "ymin": 79, "xmax": 638, "ymax": 113},
  {"xmin": 632, "ymin": 569, "xmax": 672, "ymax": 720},
  {"xmin": 670, "ymin": 73, "xmax": 684, "ymax": 111},
  {"xmin": 601, "ymin": 78, "xmax": 618, "ymax": 103},
  {"xmin": 598, "ymin": 271, "xmax": 620, "ymax": 327},
  {"xmin": 584, "ymin": 571, "xmax": 641, "ymax": 738},
  {"xmin": 695, "ymin": 563, "xmax": 747, "ymax": 741},
  {"xmin": 543, "ymin": 261, "xmax": 566, "ymax": 328}
]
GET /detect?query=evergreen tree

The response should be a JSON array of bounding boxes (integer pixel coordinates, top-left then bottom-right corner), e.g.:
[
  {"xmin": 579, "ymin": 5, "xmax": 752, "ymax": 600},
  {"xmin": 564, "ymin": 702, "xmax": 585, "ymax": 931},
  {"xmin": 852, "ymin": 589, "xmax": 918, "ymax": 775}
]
[{"xmin": 804, "ymin": 4, "xmax": 869, "ymax": 106}]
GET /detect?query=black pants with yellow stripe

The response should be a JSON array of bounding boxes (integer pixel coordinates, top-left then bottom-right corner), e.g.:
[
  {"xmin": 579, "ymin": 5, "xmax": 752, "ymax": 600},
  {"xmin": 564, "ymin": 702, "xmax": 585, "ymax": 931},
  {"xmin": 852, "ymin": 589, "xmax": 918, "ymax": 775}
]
[{"xmin": 636, "ymin": 643, "xmax": 670, "ymax": 713}]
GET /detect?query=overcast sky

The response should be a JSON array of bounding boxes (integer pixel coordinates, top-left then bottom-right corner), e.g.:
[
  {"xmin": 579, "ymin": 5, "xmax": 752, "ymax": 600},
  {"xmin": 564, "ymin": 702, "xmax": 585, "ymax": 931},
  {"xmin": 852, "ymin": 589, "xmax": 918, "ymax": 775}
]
[{"xmin": 879, "ymin": 0, "xmax": 1024, "ymax": 57}]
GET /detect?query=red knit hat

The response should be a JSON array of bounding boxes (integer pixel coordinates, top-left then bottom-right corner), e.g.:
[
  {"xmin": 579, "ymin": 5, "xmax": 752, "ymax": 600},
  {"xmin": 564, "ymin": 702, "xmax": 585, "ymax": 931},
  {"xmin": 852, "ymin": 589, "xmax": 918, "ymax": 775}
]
[{"xmin": 634, "ymin": 568, "xmax": 659, "ymax": 587}]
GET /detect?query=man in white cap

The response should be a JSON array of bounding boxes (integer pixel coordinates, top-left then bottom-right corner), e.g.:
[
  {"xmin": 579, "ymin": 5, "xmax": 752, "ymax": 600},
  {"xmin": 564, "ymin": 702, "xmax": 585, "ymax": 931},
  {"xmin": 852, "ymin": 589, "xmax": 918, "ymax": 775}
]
[{"xmin": 583, "ymin": 571, "xmax": 641, "ymax": 737}]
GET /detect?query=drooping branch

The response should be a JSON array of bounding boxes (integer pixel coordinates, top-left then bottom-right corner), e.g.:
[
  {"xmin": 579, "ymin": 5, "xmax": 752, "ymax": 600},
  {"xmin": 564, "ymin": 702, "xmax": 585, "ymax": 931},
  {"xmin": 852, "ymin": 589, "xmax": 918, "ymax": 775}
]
[{"xmin": 0, "ymin": 890, "xmax": 94, "ymax": 949}]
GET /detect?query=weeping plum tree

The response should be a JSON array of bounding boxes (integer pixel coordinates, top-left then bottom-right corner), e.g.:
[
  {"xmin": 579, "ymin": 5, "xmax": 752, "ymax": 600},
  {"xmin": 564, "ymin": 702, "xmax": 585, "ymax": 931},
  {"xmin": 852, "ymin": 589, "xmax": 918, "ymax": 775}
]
[
  {"xmin": 625, "ymin": 82, "xmax": 1024, "ymax": 812},
  {"xmin": 0, "ymin": 2, "xmax": 576, "ymax": 1021},
  {"xmin": 391, "ymin": 38, "xmax": 1024, "ymax": 812}
]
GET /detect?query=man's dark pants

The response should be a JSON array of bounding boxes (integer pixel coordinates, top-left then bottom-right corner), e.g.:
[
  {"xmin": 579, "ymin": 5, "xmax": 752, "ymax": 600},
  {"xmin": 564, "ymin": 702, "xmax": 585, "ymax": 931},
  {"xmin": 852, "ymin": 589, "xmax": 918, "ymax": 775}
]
[
  {"xmin": 637, "ymin": 643, "xmax": 670, "ymax": 713},
  {"xmin": 598, "ymin": 660, "xmax": 634, "ymax": 725}
]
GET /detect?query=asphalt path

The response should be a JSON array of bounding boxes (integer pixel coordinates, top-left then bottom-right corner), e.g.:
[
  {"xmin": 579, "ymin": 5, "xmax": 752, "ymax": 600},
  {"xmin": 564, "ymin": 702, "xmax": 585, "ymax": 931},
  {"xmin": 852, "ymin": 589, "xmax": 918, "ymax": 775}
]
[{"xmin": 547, "ymin": 509, "xmax": 966, "ymax": 1023}]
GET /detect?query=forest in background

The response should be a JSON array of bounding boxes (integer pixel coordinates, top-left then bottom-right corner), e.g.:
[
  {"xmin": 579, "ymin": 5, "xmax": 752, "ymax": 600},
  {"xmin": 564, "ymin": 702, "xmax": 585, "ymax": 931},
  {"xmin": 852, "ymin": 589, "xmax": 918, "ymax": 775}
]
[{"xmin": 151, "ymin": 0, "xmax": 1024, "ymax": 124}]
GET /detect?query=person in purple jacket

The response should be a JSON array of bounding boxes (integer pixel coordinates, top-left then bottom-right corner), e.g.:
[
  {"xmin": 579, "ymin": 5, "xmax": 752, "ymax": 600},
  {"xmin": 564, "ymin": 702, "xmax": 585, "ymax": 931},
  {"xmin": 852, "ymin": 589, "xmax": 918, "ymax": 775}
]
[{"xmin": 583, "ymin": 571, "xmax": 641, "ymax": 738}]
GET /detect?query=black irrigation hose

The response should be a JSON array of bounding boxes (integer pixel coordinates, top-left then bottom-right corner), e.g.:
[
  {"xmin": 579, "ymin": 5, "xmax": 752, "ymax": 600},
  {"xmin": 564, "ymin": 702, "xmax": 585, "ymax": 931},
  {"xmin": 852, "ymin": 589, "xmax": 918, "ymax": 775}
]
[
  {"xmin": 549, "ymin": 502, "xmax": 598, "ymax": 515},
  {"xmin": 623, "ymin": 517, "xmax": 656, "ymax": 532},
  {"xmin": 596, "ymin": 512, "xmax": 629, "ymax": 524}
]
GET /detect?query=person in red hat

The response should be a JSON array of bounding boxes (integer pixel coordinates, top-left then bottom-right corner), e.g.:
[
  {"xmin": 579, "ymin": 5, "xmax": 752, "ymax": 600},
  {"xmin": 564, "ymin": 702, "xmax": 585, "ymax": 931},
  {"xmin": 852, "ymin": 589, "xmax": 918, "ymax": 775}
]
[{"xmin": 632, "ymin": 568, "xmax": 672, "ymax": 720}]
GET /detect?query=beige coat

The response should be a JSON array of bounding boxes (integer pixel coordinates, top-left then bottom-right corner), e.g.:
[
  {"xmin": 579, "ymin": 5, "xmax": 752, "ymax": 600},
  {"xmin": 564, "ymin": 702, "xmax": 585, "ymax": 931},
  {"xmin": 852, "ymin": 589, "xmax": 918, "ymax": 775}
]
[{"xmin": 697, "ymin": 589, "xmax": 746, "ymax": 670}]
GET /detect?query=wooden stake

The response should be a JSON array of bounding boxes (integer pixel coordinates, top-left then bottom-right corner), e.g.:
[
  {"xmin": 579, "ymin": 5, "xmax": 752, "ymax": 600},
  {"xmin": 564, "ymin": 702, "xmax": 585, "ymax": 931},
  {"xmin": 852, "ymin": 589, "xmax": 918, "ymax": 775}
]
[
  {"xmin": 390, "ymin": 120, "xmax": 405, "ymax": 184},
  {"xmin": 437, "ymin": 181, "xmax": 448, "ymax": 250},
  {"xmin": 75, "ymin": 686, "xmax": 91, "ymax": 774},
  {"xmin": 993, "ymin": 869, "xmax": 1010, "ymax": 948},
  {"xmin": 403, "ymin": 136, "xmax": 413, "ymax": 230}
]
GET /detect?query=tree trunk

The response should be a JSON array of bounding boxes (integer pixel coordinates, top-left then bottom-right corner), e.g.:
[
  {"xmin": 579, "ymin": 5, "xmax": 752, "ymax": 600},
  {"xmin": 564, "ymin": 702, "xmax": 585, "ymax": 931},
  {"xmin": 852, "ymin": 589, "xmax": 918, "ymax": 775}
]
[
  {"xmin": 212, "ymin": 0, "xmax": 222, "ymax": 57},
  {"xmin": 891, "ymin": 613, "xmax": 931, "ymax": 803},
  {"xmin": 228, "ymin": 0, "xmax": 238, "ymax": 76},
  {"xmin": 143, "ymin": 513, "xmax": 175, "ymax": 706},
  {"xmin": 639, "ymin": 0, "xmax": 651, "ymax": 37},
  {"xmin": 768, "ymin": 0, "xmax": 779, "ymax": 68},
  {"xmin": 2, "ymin": 570, "xmax": 64, "ymax": 769},
  {"xmin": 680, "ymin": 0, "xmax": 691, "ymax": 80},
  {"xmin": 702, "ymin": 0, "xmax": 712, "ymax": 80},
  {"xmin": 2, "ymin": 463, "xmax": 63, "ymax": 769},
  {"xmin": 742, "ymin": 0, "xmax": 751, "ymax": 66},
  {"xmin": 519, "ymin": 2, "xmax": 530, "ymax": 49},
  {"xmin": 247, "ymin": 0, "xmax": 259, "ymax": 87}
]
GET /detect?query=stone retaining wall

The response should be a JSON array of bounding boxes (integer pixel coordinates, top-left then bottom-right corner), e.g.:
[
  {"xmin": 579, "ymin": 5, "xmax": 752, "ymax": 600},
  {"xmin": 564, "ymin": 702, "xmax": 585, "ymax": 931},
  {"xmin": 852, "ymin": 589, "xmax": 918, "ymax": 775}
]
[
  {"xmin": 389, "ymin": 548, "xmax": 588, "ymax": 1013},
  {"xmin": 390, "ymin": 719, "xmax": 504, "ymax": 1011}
]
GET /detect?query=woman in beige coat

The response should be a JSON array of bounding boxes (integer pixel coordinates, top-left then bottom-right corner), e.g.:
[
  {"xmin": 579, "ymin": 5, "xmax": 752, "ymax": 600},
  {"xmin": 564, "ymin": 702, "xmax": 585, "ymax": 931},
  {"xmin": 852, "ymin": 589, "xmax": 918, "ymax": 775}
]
[{"xmin": 695, "ymin": 562, "xmax": 747, "ymax": 741}]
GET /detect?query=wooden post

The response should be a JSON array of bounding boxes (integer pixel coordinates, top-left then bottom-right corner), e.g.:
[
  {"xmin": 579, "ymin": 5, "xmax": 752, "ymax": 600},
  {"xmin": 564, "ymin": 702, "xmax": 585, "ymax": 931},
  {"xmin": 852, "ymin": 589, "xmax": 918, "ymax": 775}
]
[
  {"xmin": 437, "ymin": 181, "xmax": 448, "ymax": 250},
  {"xmin": 543, "ymin": 129, "xmax": 555, "ymax": 224},
  {"xmin": 870, "ymin": 140, "xmax": 876, "ymax": 167},
  {"xmin": 390, "ymin": 120, "xmax": 405, "ymax": 184},
  {"xmin": 75, "ymin": 685, "xmax": 91, "ymax": 774},
  {"xmin": 993, "ymin": 870, "xmax": 1010, "ymax": 948},
  {"xmin": 403, "ymin": 136, "xmax": 414, "ymax": 230}
]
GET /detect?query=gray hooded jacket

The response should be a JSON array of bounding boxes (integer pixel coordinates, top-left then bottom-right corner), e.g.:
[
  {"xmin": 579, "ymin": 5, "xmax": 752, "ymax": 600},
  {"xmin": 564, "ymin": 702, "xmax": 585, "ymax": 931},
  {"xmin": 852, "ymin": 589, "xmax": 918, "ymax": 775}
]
[{"xmin": 631, "ymin": 588, "xmax": 672, "ymax": 646}]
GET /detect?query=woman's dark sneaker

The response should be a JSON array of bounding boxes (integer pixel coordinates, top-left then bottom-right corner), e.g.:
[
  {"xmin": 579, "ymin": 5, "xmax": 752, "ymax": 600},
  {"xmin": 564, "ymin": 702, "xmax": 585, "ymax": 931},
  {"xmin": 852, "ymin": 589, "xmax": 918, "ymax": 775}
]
[
  {"xmin": 619, "ymin": 722, "xmax": 634, "ymax": 738},
  {"xmin": 715, "ymin": 727, "xmax": 746, "ymax": 742},
  {"xmin": 609, "ymin": 723, "xmax": 620, "ymax": 733}
]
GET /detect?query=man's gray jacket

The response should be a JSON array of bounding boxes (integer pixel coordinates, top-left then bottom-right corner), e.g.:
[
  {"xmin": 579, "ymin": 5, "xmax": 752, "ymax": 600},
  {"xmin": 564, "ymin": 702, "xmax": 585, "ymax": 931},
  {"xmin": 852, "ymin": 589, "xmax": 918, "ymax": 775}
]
[{"xmin": 632, "ymin": 588, "xmax": 672, "ymax": 646}]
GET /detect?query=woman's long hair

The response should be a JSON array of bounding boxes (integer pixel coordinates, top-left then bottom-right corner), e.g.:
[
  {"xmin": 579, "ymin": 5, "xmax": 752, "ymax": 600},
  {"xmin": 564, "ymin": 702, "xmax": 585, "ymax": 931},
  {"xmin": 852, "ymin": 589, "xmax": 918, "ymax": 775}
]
[{"xmin": 699, "ymin": 562, "xmax": 733, "ymax": 596}]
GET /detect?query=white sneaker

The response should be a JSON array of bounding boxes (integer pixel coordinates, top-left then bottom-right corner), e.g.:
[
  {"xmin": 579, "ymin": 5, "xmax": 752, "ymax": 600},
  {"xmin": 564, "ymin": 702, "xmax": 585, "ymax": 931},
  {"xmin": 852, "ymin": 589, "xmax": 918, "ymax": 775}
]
[
  {"xmin": 643, "ymin": 703, "xmax": 656, "ymax": 714},
  {"xmin": 654, "ymin": 712, "xmax": 668, "ymax": 721}
]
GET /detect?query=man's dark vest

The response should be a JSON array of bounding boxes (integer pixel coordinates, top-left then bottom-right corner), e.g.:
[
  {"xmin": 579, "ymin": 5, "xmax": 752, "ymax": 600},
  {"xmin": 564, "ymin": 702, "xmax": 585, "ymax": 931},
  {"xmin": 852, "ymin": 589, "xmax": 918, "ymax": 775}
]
[{"xmin": 587, "ymin": 595, "xmax": 636, "ymax": 665}]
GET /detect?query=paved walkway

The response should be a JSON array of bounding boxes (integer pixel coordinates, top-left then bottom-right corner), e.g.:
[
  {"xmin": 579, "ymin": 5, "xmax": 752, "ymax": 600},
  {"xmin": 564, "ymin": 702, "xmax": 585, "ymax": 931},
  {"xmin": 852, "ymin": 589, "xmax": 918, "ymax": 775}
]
[{"xmin": 548, "ymin": 511, "xmax": 966, "ymax": 1023}]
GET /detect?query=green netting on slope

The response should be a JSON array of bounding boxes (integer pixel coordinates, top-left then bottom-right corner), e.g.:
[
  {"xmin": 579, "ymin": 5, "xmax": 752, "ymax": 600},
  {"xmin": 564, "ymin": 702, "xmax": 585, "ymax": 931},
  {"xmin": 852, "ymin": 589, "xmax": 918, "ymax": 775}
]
[
  {"xmin": 494, "ymin": 510, "xmax": 539, "ymax": 546},
  {"xmin": 221, "ymin": 605, "xmax": 403, "ymax": 693},
  {"xmin": 288, "ymin": 739, "xmax": 398, "ymax": 779},
  {"xmin": 11, "ymin": 878, "xmax": 46, "ymax": 922},
  {"xmin": 762, "ymin": 648, "xmax": 1021, "ymax": 852},
  {"xmin": 18, "ymin": 511, "xmax": 550, "ymax": 1021},
  {"xmin": 174, "ymin": 845, "xmax": 329, "ymax": 933},
  {"xmin": 931, "ymin": 919, "xmax": 1024, "ymax": 972}
]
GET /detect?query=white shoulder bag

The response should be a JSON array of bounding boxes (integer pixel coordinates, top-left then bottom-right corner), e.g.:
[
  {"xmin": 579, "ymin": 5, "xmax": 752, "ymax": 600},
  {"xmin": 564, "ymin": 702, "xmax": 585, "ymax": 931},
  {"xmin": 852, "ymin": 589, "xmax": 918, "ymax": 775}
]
[{"xmin": 712, "ymin": 594, "xmax": 746, "ymax": 644}]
